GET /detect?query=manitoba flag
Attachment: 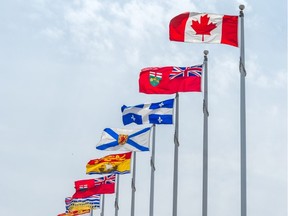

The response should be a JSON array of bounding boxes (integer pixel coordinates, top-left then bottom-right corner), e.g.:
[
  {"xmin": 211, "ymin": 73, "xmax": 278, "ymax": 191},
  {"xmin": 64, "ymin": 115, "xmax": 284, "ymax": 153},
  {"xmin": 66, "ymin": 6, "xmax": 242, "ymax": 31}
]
[
  {"xmin": 72, "ymin": 174, "xmax": 115, "ymax": 198},
  {"xmin": 169, "ymin": 12, "xmax": 238, "ymax": 47}
]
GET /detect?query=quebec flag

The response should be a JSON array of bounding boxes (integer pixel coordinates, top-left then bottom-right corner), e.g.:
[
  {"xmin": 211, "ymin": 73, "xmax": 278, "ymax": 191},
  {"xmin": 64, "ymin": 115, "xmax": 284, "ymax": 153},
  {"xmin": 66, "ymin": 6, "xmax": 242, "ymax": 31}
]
[
  {"xmin": 121, "ymin": 98, "xmax": 174, "ymax": 125},
  {"xmin": 96, "ymin": 127, "xmax": 151, "ymax": 152}
]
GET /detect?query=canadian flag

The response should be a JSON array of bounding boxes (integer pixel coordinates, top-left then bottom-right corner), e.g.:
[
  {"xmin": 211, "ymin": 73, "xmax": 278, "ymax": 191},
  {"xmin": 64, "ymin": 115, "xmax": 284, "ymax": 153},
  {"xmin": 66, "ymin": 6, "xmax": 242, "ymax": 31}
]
[{"xmin": 169, "ymin": 12, "xmax": 238, "ymax": 47}]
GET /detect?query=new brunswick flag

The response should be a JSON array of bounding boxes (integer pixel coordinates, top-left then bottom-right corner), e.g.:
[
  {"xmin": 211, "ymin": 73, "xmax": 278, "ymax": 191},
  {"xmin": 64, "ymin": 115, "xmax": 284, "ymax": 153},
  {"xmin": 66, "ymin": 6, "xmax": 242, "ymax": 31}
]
[
  {"xmin": 86, "ymin": 152, "xmax": 132, "ymax": 175},
  {"xmin": 58, "ymin": 213, "xmax": 75, "ymax": 216}
]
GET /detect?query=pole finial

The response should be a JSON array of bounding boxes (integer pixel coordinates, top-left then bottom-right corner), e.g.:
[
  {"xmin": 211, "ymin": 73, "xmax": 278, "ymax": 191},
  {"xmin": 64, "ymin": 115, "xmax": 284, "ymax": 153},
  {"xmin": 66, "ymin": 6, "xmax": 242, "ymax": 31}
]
[
  {"xmin": 239, "ymin": 4, "xmax": 245, "ymax": 11},
  {"xmin": 204, "ymin": 50, "xmax": 209, "ymax": 56}
]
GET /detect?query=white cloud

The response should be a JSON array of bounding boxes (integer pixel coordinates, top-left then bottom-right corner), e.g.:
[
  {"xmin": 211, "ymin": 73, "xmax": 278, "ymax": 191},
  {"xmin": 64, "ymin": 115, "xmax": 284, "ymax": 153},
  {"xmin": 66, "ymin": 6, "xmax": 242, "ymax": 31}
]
[
  {"xmin": 247, "ymin": 54, "xmax": 287, "ymax": 89},
  {"xmin": 41, "ymin": 27, "xmax": 64, "ymax": 39}
]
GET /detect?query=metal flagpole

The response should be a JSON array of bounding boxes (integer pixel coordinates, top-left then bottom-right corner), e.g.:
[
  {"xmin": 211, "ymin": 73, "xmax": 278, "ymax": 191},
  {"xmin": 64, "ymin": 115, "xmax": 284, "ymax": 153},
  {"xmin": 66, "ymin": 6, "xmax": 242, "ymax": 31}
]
[
  {"xmin": 239, "ymin": 5, "xmax": 247, "ymax": 216},
  {"xmin": 149, "ymin": 124, "xmax": 156, "ymax": 216},
  {"xmin": 131, "ymin": 151, "xmax": 137, "ymax": 216},
  {"xmin": 91, "ymin": 207, "xmax": 93, "ymax": 216},
  {"xmin": 202, "ymin": 50, "xmax": 209, "ymax": 216},
  {"xmin": 172, "ymin": 92, "xmax": 179, "ymax": 216},
  {"xmin": 114, "ymin": 174, "xmax": 120, "ymax": 216},
  {"xmin": 100, "ymin": 194, "xmax": 105, "ymax": 216}
]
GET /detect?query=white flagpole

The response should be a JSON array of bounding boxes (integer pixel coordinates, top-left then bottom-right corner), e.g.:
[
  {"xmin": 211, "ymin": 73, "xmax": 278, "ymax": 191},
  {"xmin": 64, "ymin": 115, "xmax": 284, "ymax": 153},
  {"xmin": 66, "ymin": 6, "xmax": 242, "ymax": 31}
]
[
  {"xmin": 172, "ymin": 92, "xmax": 179, "ymax": 216},
  {"xmin": 114, "ymin": 174, "xmax": 120, "ymax": 216},
  {"xmin": 90, "ymin": 206, "xmax": 93, "ymax": 216},
  {"xmin": 202, "ymin": 50, "xmax": 209, "ymax": 216},
  {"xmin": 130, "ymin": 152, "xmax": 137, "ymax": 216},
  {"xmin": 239, "ymin": 5, "xmax": 247, "ymax": 216},
  {"xmin": 100, "ymin": 194, "xmax": 105, "ymax": 216},
  {"xmin": 149, "ymin": 124, "xmax": 156, "ymax": 216}
]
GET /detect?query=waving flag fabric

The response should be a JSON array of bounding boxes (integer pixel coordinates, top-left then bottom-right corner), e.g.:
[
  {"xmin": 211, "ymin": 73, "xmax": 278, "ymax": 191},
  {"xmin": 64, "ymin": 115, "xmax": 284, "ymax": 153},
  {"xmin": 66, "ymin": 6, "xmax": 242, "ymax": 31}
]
[
  {"xmin": 96, "ymin": 127, "xmax": 151, "ymax": 151},
  {"xmin": 58, "ymin": 213, "xmax": 75, "ymax": 216},
  {"xmin": 139, "ymin": 65, "xmax": 202, "ymax": 94},
  {"xmin": 169, "ymin": 12, "xmax": 238, "ymax": 47},
  {"xmin": 65, "ymin": 195, "xmax": 101, "ymax": 211},
  {"xmin": 68, "ymin": 209, "xmax": 90, "ymax": 215},
  {"xmin": 121, "ymin": 98, "xmax": 174, "ymax": 125},
  {"xmin": 72, "ymin": 174, "xmax": 115, "ymax": 198},
  {"xmin": 86, "ymin": 152, "xmax": 131, "ymax": 175}
]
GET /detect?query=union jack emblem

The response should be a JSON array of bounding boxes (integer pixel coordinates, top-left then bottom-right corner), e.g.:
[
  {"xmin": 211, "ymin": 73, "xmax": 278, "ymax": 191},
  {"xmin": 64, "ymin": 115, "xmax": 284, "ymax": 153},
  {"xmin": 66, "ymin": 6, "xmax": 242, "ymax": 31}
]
[
  {"xmin": 187, "ymin": 65, "xmax": 202, "ymax": 77},
  {"xmin": 94, "ymin": 174, "xmax": 116, "ymax": 186},
  {"xmin": 169, "ymin": 65, "xmax": 202, "ymax": 80}
]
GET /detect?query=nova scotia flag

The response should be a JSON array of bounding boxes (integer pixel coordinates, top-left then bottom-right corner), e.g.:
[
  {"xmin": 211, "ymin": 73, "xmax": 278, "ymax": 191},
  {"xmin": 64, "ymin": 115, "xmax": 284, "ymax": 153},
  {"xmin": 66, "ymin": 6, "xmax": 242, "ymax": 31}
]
[
  {"xmin": 121, "ymin": 98, "xmax": 174, "ymax": 125},
  {"xmin": 96, "ymin": 127, "xmax": 151, "ymax": 151}
]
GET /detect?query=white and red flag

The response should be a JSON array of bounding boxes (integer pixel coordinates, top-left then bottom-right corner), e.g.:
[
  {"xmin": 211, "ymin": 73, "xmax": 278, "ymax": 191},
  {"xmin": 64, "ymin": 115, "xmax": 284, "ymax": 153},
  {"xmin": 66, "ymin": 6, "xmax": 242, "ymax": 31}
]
[{"xmin": 169, "ymin": 12, "xmax": 238, "ymax": 47}]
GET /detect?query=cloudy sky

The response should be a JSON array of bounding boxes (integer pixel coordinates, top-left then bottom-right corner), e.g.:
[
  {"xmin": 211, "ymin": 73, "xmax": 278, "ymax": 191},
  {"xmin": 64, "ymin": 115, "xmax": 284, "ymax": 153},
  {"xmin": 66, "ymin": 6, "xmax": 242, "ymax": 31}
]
[{"xmin": 0, "ymin": 0, "xmax": 286, "ymax": 216}]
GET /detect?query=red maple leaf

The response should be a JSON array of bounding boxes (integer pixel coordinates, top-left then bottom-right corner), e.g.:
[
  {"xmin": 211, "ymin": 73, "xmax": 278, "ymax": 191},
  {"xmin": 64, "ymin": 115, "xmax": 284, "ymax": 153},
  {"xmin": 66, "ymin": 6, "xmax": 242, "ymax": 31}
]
[{"xmin": 191, "ymin": 14, "xmax": 217, "ymax": 41}]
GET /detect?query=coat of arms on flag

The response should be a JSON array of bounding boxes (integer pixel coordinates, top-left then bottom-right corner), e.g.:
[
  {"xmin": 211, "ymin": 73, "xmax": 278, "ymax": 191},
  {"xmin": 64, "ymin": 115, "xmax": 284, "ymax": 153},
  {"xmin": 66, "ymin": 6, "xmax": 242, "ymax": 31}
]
[{"xmin": 149, "ymin": 71, "xmax": 162, "ymax": 86}]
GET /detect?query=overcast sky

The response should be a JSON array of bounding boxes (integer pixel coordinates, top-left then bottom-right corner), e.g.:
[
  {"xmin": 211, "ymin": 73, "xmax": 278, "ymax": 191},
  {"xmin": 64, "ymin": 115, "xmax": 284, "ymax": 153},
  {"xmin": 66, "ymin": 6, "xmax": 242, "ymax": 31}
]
[{"xmin": 0, "ymin": 0, "xmax": 287, "ymax": 216}]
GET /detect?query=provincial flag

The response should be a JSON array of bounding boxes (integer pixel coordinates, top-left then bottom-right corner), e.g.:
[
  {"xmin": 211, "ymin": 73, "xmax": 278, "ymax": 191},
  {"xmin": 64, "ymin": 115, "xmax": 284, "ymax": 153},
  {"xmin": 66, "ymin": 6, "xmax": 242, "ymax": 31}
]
[
  {"xmin": 96, "ymin": 127, "xmax": 151, "ymax": 151},
  {"xmin": 139, "ymin": 65, "xmax": 202, "ymax": 94},
  {"xmin": 72, "ymin": 174, "xmax": 115, "ymax": 198},
  {"xmin": 86, "ymin": 152, "xmax": 131, "ymax": 175},
  {"xmin": 121, "ymin": 98, "xmax": 174, "ymax": 125},
  {"xmin": 68, "ymin": 209, "xmax": 91, "ymax": 215},
  {"xmin": 65, "ymin": 195, "xmax": 101, "ymax": 211},
  {"xmin": 169, "ymin": 12, "xmax": 238, "ymax": 47},
  {"xmin": 58, "ymin": 213, "xmax": 75, "ymax": 216}
]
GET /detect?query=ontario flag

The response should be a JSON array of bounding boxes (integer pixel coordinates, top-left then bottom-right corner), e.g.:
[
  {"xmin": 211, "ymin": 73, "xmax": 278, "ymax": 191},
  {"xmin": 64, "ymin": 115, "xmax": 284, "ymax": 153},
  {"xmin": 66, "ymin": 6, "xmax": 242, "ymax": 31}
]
[
  {"xmin": 169, "ymin": 12, "xmax": 238, "ymax": 47},
  {"xmin": 72, "ymin": 174, "xmax": 115, "ymax": 199},
  {"xmin": 139, "ymin": 65, "xmax": 202, "ymax": 94}
]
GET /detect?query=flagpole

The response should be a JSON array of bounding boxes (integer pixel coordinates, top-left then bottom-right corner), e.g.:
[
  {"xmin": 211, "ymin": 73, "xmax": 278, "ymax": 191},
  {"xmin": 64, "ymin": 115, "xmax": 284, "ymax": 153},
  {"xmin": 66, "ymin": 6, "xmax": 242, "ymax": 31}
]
[
  {"xmin": 114, "ymin": 174, "xmax": 120, "ymax": 216},
  {"xmin": 202, "ymin": 50, "xmax": 209, "ymax": 216},
  {"xmin": 131, "ymin": 151, "xmax": 137, "ymax": 216},
  {"xmin": 149, "ymin": 124, "xmax": 156, "ymax": 216},
  {"xmin": 172, "ymin": 92, "xmax": 179, "ymax": 216},
  {"xmin": 239, "ymin": 5, "xmax": 247, "ymax": 216},
  {"xmin": 91, "ymin": 207, "xmax": 93, "ymax": 216},
  {"xmin": 100, "ymin": 194, "xmax": 105, "ymax": 216}
]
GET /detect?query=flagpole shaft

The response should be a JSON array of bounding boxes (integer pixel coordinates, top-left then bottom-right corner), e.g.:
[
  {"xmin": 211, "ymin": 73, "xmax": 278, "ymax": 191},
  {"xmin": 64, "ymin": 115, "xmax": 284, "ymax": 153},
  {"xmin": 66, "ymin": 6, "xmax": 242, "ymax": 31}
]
[
  {"xmin": 100, "ymin": 194, "xmax": 105, "ymax": 216},
  {"xmin": 202, "ymin": 50, "xmax": 209, "ymax": 216},
  {"xmin": 149, "ymin": 124, "xmax": 156, "ymax": 216},
  {"xmin": 239, "ymin": 5, "xmax": 247, "ymax": 216},
  {"xmin": 115, "ymin": 175, "xmax": 120, "ymax": 216},
  {"xmin": 131, "ymin": 152, "xmax": 137, "ymax": 216},
  {"xmin": 172, "ymin": 93, "xmax": 179, "ymax": 216}
]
